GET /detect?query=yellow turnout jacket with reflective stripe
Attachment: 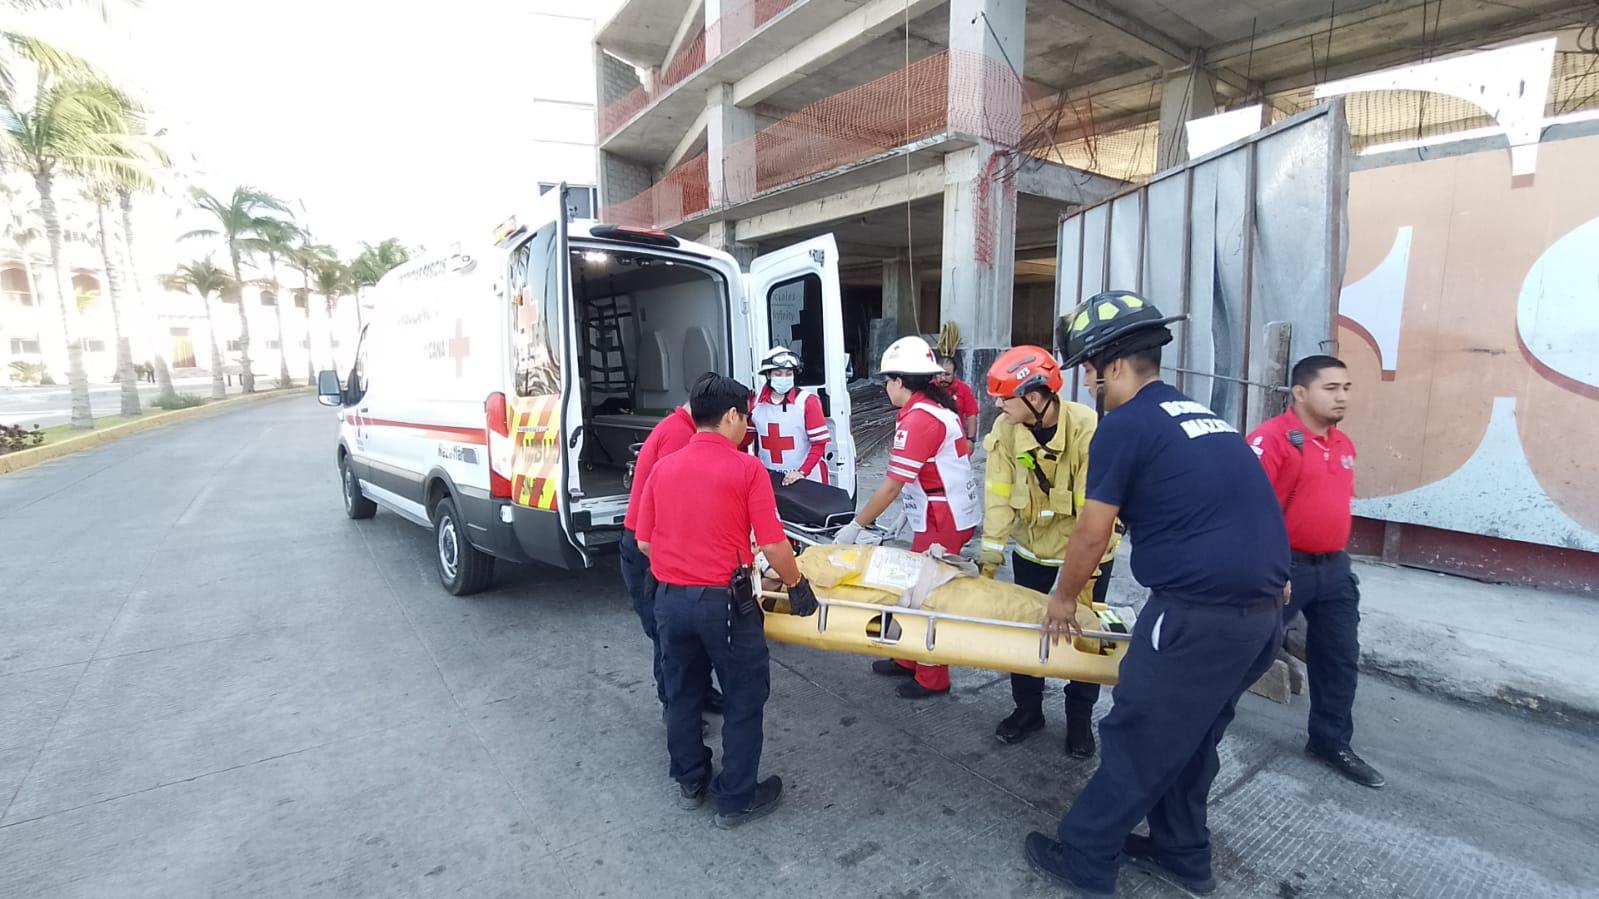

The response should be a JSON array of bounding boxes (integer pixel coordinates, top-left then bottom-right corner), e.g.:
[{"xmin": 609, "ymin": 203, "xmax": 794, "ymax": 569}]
[{"xmin": 980, "ymin": 400, "xmax": 1120, "ymax": 569}]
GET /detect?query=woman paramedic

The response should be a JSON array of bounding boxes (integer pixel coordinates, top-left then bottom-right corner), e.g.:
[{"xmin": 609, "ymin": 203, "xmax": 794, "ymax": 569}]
[
  {"xmin": 832, "ymin": 336, "xmax": 981, "ymax": 699},
  {"xmin": 979, "ymin": 346, "xmax": 1119, "ymax": 758},
  {"xmin": 749, "ymin": 347, "xmax": 832, "ymax": 485}
]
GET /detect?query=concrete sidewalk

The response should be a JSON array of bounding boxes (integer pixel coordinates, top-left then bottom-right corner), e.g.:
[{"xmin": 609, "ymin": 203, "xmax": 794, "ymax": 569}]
[{"xmin": 1352, "ymin": 560, "xmax": 1599, "ymax": 727}]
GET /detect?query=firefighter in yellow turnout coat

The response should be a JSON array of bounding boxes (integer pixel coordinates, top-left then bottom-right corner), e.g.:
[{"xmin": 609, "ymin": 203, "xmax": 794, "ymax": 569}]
[{"xmin": 980, "ymin": 346, "xmax": 1120, "ymax": 758}]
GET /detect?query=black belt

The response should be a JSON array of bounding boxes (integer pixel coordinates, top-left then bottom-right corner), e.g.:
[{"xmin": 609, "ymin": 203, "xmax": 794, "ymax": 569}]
[
  {"xmin": 660, "ymin": 583, "xmax": 733, "ymax": 599},
  {"xmin": 1292, "ymin": 550, "xmax": 1347, "ymax": 565}
]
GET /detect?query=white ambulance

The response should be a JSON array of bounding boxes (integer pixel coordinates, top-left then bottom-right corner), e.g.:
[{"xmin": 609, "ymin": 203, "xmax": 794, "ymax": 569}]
[{"xmin": 317, "ymin": 186, "xmax": 856, "ymax": 594}]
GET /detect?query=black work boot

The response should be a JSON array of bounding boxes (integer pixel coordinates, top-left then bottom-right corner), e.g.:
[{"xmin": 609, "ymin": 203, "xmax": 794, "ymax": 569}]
[
  {"xmin": 714, "ymin": 776, "xmax": 784, "ymax": 829},
  {"xmin": 1064, "ymin": 714, "xmax": 1097, "ymax": 759},
  {"xmin": 995, "ymin": 706, "xmax": 1046, "ymax": 744},
  {"xmin": 871, "ymin": 659, "xmax": 916, "ymax": 677},
  {"xmin": 676, "ymin": 780, "xmax": 707, "ymax": 810},
  {"xmin": 1307, "ymin": 742, "xmax": 1386, "ymax": 788},
  {"xmin": 1123, "ymin": 833, "xmax": 1217, "ymax": 895}
]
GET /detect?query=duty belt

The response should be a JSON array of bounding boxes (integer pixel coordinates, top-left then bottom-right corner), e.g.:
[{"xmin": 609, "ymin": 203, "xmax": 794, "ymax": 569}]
[{"xmin": 1291, "ymin": 550, "xmax": 1346, "ymax": 565}]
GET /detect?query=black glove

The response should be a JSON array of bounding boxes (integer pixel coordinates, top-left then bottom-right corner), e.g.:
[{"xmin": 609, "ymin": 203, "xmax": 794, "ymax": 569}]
[{"xmin": 786, "ymin": 577, "xmax": 819, "ymax": 617}]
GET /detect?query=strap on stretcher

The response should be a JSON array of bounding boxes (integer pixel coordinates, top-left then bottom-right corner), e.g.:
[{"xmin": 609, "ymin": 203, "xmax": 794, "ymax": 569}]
[{"xmin": 759, "ymin": 590, "xmax": 1129, "ymax": 665}]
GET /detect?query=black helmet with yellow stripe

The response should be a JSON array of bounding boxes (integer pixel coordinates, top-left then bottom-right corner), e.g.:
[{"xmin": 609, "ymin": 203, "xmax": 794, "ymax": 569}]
[{"xmin": 1057, "ymin": 290, "xmax": 1187, "ymax": 369}]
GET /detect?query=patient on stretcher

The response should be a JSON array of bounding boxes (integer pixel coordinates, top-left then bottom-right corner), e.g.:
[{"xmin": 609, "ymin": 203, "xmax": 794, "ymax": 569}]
[{"xmin": 766, "ymin": 545, "xmax": 1112, "ymax": 655}]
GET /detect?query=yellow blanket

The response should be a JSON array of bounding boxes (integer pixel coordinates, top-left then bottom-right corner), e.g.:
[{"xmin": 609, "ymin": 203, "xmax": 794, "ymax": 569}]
[{"xmin": 785, "ymin": 545, "xmax": 1110, "ymax": 655}]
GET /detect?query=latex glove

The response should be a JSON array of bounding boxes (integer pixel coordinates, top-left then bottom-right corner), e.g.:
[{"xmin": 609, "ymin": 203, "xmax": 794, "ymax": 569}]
[
  {"xmin": 979, "ymin": 562, "xmax": 999, "ymax": 579},
  {"xmin": 786, "ymin": 577, "xmax": 820, "ymax": 616},
  {"xmin": 782, "ymin": 471, "xmax": 804, "ymax": 486},
  {"xmin": 831, "ymin": 521, "xmax": 864, "ymax": 545}
]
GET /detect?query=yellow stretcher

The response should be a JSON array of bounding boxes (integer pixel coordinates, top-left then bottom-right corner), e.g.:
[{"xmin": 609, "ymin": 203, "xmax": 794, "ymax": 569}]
[{"xmin": 759, "ymin": 545, "xmax": 1131, "ymax": 685}]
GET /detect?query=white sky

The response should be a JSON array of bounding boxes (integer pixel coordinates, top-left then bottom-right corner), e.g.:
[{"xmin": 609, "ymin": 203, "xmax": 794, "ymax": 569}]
[{"xmin": 23, "ymin": 0, "xmax": 617, "ymax": 254}]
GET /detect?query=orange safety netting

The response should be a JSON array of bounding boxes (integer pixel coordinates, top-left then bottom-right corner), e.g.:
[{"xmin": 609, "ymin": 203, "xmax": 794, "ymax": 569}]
[
  {"xmin": 600, "ymin": 0, "xmax": 802, "ymax": 138},
  {"xmin": 603, "ymin": 49, "xmax": 1024, "ymax": 235}
]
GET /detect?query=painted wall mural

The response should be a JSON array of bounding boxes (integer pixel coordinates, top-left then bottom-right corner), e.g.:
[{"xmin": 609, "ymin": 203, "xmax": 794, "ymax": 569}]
[{"xmin": 1337, "ymin": 134, "xmax": 1599, "ymax": 552}]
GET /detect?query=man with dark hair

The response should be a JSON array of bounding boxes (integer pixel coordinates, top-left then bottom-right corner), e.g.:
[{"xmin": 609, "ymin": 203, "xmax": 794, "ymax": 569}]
[
  {"xmin": 1247, "ymin": 355, "xmax": 1383, "ymax": 788},
  {"xmin": 636, "ymin": 372, "xmax": 820, "ymax": 829},
  {"xmin": 618, "ymin": 373, "xmax": 724, "ymax": 719},
  {"xmin": 936, "ymin": 353, "xmax": 981, "ymax": 443},
  {"xmin": 1024, "ymin": 290, "xmax": 1290, "ymax": 898}
]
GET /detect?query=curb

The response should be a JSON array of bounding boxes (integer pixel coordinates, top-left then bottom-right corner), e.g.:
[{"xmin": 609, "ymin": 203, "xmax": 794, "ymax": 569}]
[
  {"xmin": 0, "ymin": 388, "xmax": 311, "ymax": 476},
  {"xmin": 1359, "ymin": 656, "xmax": 1599, "ymax": 736}
]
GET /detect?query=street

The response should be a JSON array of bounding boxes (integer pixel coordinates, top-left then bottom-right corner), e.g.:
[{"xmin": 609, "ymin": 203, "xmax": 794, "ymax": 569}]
[
  {"xmin": 2, "ymin": 399, "xmax": 1597, "ymax": 898},
  {"xmin": 0, "ymin": 376, "xmax": 269, "ymax": 428}
]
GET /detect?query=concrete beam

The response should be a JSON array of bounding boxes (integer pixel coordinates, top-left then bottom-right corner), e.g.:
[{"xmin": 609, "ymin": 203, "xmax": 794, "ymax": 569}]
[
  {"xmin": 661, "ymin": 0, "xmax": 706, "ymax": 70},
  {"xmin": 662, "ymin": 109, "xmax": 710, "ymax": 172},
  {"xmin": 1053, "ymin": 1, "xmax": 1250, "ymax": 94},
  {"xmin": 734, "ymin": 163, "xmax": 947, "ymax": 242},
  {"xmin": 732, "ymin": 0, "xmax": 945, "ymax": 107},
  {"xmin": 1013, "ymin": 160, "xmax": 1125, "ymax": 206}
]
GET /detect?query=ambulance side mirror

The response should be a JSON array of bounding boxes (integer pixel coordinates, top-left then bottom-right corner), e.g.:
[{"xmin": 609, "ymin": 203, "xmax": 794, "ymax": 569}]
[{"xmin": 316, "ymin": 370, "xmax": 343, "ymax": 407}]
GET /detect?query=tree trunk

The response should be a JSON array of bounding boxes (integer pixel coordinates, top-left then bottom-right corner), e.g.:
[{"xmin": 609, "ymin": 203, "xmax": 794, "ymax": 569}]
[
  {"xmin": 36, "ymin": 174, "xmax": 93, "ymax": 429},
  {"xmin": 95, "ymin": 198, "xmax": 142, "ymax": 417},
  {"xmin": 325, "ymin": 294, "xmax": 340, "ymax": 373},
  {"xmin": 120, "ymin": 189, "xmax": 176, "ymax": 402},
  {"xmin": 270, "ymin": 253, "xmax": 290, "ymax": 387},
  {"xmin": 200, "ymin": 291, "xmax": 226, "ymax": 400},
  {"xmin": 302, "ymin": 270, "xmax": 315, "ymax": 382},
  {"xmin": 228, "ymin": 246, "xmax": 254, "ymax": 393}
]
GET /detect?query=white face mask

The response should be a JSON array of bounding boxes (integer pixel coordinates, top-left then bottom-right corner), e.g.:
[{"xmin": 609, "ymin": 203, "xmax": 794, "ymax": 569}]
[{"xmin": 769, "ymin": 375, "xmax": 796, "ymax": 395}]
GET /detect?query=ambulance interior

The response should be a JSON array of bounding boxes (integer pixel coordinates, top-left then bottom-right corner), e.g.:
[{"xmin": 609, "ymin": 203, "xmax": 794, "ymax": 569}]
[{"xmin": 568, "ymin": 246, "xmax": 733, "ymax": 502}]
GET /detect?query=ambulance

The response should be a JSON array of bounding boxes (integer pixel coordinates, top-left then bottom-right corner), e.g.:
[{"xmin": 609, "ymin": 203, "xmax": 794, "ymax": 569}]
[{"xmin": 316, "ymin": 186, "xmax": 856, "ymax": 594}]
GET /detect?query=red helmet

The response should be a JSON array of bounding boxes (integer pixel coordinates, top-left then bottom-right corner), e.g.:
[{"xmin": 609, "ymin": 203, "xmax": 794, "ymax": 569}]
[{"xmin": 987, "ymin": 345, "xmax": 1063, "ymax": 398}]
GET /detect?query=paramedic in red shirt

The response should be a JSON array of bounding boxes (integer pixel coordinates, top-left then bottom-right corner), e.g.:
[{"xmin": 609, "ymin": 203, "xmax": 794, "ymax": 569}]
[
  {"xmin": 1246, "ymin": 355, "xmax": 1384, "ymax": 789},
  {"xmin": 937, "ymin": 353, "xmax": 982, "ymax": 444},
  {"xmin": 618, "ymin": 384, "xmax": 723, "ymax": 717},
  {"xmin": 635, "ymin": 373, "xmax": 819, "ymax": 828},
  {"xmin": 749, "ymin": 346, "xmax": 832, "ymax": 485},
  {"xmin": 833, "ymin": 336, "xmax": 981, "ymax": 699}
]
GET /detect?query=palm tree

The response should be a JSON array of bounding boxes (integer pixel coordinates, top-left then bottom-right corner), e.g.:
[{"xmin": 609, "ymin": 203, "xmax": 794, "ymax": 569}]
[
  {"xmin": 249, "ymin": 216, "xmax": 304, "ymax": 387},
  {"xmin": 162, "ymin": 259, "xmax": 232, "ymax": 400},
  {"xmin": 182, "ymin": 186, "xmax": 290, "ymax": 393},
  {"xmin": 86, "ymin": 182, "xmax": 140, "ymax": 415},
  {"xmin": 347, "ymin": 238, "xmax": 408, "ymax": 329},
  {"xmin": 312, "ymin": 257, "xmax": 348, "ymax": 369},
  {"xmin": 1, "ymin": 71, "xmax": 152, "ymax": 429},
  {"xmin": 117, "ymin": 183, "xmax": 175, "ymax": 401},
  {"xmin": 287, "ymin": 238, "xmax": 333, "ymax": 379}
]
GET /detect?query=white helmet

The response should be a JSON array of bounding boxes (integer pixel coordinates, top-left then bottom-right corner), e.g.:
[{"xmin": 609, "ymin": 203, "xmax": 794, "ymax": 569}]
[
  {"xmin": 758, "ymin": 346, "xmax": 802, "ymax": 374},
  {"xmin": 879, "ymin": 336, "xmax": 942, "ymax": 376}
]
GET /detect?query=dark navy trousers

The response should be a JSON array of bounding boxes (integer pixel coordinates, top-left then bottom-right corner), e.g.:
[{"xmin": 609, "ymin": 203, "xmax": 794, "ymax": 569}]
[
  {"xmin": 618, "ymin": 530, "xmax": 666, "ymax": 706},
  {"xmin": 1009, "ymin": 556, "xmax": 1112, "ymax": 718},
  {"xmin": 655, "ymin": 584, "xmax": 771, "ymax": 813},
  {"xmin": 1284, "ymin": 550, "xmax": 1361, "ymax": 752},
  {"xmin": 1055, "ymin": 594, "xmax": 1282, "ymax": 894}
]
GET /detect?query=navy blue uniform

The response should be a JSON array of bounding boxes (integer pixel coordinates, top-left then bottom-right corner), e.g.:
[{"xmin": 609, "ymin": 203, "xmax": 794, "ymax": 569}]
[{"xmin": 1052, "ymin": 381, "xmax": 1289, "ymax": 894}]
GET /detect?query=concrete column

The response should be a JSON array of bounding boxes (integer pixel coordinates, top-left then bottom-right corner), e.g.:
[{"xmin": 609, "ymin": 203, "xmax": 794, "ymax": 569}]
[
  {"xmin": 881, "ymin": 257, "xmax": 919, "ymax": 338},
  {"xmin": 1156, "ymin": 66, "xmax": 1217, "ymax": 171},
  {"xmin": 706, "ymin": 221, "xmax": 756, "ymax": 270},
  {"xmin": 707, "ymin": 83, "xmax": 757, "ymax": 208},
  {"xmin": 938, "ymin": 0, "xmax": 1023, "ymax": 351}
]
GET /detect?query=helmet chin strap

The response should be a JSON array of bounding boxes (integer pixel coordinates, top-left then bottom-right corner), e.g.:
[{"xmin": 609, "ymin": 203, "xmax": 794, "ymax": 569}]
[{"xmin": 1021, "ymin": 392, "xmax": 1058, "ymax": 444}]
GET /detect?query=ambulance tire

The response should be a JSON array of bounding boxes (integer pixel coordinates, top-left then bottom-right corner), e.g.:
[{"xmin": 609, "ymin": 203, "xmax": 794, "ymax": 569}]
[
  {"xmin": 432, "ymin": 495, "xmax": 494, "ymax": 595},
  {"xmin": 341, "ymin": 455, "xmax": 377, "ymax": 520}
]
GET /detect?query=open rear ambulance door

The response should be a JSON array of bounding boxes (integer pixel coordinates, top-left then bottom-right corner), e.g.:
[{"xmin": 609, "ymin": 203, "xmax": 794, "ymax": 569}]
[
  {"xmin": 505, "ymin": 184, "xmax": 589, "ymax": 569},
  {"xmin": 747, "ymin": 235, "xmax": 855, "ymax": 496}
]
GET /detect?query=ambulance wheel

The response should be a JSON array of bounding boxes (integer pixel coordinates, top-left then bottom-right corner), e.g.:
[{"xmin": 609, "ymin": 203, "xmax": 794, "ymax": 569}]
[
  {"xmin": 432, "ymin": 495, "xmax": 494, "ymax": 595},
  {"xmin": 341, "ymin": 455, "xmax": 376, "ymax": 520}
]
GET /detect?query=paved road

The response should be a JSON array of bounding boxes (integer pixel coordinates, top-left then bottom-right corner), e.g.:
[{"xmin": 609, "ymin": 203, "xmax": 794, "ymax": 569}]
[
  {"xmin": 0, "ymin": 376, "xmax": 277, "ymax": 427},
  {"xmin": 2, "ymin": 400, "xmax": 1597, "ymax": 898}
]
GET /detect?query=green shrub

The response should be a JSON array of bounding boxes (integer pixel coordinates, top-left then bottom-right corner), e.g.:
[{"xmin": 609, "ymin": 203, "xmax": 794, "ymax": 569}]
[
  {"xmin": 153, "ymin": 393, "xmax": 205, "ymax": 411},
  {"xmin": 8, "ymin": 361, "xmax": 46, "ymax": 385},
  {"xmin": 1, "ymin": 423, "xmax": 45, "ymax": 454}
]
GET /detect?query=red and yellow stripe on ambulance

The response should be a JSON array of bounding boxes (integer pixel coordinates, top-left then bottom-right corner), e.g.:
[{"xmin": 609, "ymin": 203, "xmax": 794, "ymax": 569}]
[{"xmin": 509, "ymin": 395, "xmax": 562, "ymax": 511}]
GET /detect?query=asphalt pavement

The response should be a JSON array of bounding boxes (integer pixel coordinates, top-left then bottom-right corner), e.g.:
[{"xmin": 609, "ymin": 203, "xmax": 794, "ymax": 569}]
[{"xmin": 2, "ymin": 399, "xmax": 1597, "ymax": 898}]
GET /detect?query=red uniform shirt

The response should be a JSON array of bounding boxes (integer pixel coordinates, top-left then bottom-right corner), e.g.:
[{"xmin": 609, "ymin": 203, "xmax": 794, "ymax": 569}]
[
  {"xmin": 636, "ymin": 431, "xmax": 787, "ymax": 586},
  {"xmin": 949, "ymin": 378, "xmax": 981, "ymax": 423},
  {"xmin": 1246, "ymin": 408, "xmax": 1357, "ymax": 553},
  {"xmin": 622, "ymin": 406, "xmax": 695, "ymax": 532}
]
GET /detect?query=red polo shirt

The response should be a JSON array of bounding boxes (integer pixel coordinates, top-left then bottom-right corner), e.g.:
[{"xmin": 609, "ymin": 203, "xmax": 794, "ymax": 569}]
[
  {"xmin": 635, "ymin": 431, "xmax": 786, "ymax": 586},
  {"xmin": 949, "ymin": 378, "xmax": 981, "ymax": 422},
  {"xmin": 622, "ymin": 406, "xmax": 695, "ymax": 532},
  {"xmin": 1246, "ymin": 408, "xmax": 1357, "ymax": 553}
]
